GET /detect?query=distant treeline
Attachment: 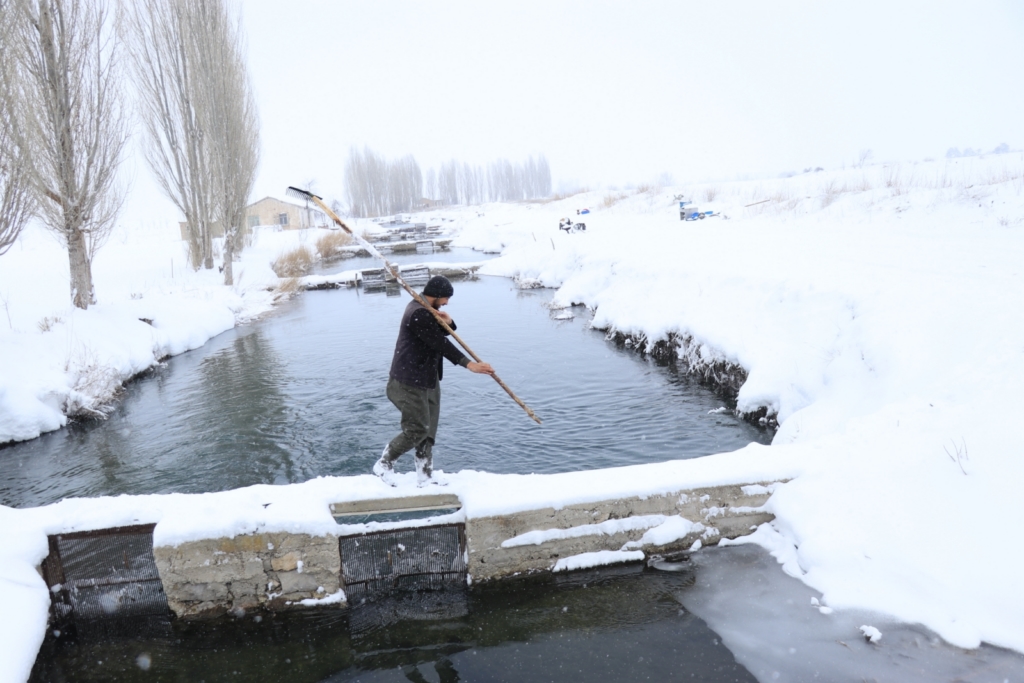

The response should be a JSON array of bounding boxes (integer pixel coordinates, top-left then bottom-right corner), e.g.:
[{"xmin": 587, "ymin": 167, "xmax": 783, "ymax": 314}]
[{"xmin": 344, "ymin": 146, "xmax": 551, "ymax": 217}]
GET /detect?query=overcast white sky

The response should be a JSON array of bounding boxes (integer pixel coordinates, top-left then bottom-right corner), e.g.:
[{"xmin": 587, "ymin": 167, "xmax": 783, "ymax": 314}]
[{"xmin": 120, "ymin": 0, "xmax": 1024, "ymax": 226}]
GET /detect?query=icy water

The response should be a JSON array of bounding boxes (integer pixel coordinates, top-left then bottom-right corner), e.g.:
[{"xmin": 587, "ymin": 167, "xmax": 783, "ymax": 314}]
[
  {"xmin": 30, "ymin": 558, "xmax": 753, "ymax": 683},
  {"xmin": 31, "ymin": 545, "xmax": 1024, "ymax": 683},
  {"xmin": 0, "ymin": 250, "xmax": 769, "ymax": 508}
]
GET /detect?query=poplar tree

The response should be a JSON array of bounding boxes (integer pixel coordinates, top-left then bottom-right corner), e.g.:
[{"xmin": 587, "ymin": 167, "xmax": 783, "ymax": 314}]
[{"xmin": 2, "ymin": 0, "xmax": 127, "ymax": 308}]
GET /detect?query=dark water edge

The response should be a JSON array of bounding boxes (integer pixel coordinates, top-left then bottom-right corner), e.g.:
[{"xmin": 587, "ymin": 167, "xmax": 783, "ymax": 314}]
[
  {"xmin": 1, "ymin": 269, "xmax": 769, "ymax": 508},
  {"xmin": 31, "ymin": 561, "xmax": 756, "ymax": 683}
]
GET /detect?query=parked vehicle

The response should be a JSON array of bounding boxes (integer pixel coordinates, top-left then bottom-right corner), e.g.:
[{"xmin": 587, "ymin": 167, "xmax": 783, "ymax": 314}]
[
  {"xmin": 559, "ymin": 218, "xmax": 587, "ymax": 233},
  {"xmin": 680, "ymin": 201, "xmax": 715, "ymax": 221}
]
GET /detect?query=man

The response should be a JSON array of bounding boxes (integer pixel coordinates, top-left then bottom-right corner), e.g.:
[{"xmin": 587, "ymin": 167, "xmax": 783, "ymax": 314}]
[{"xmin": 374, "ymin": 275, "xmax": 494, "ymax": 486}]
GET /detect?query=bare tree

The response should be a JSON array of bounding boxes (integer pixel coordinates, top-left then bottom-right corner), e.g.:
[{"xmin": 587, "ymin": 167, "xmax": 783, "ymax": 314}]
[
  {"xmin": 345, "ymin": 147, "xmax": 421, "ymax": 218},
  {"xmin": 0, "ymin": 1, "xmax": 37, "ymax": 256},
  {"xmin": 191, "ymin": 0, "xmax": 258, "ymax": 285},
  {"xmin": 125, "ymin": 0, "xmax": 258, "ymax": 279},
  {"xmin": 2, "ymin": 0, "xmax": 127, "ymax": 308}
]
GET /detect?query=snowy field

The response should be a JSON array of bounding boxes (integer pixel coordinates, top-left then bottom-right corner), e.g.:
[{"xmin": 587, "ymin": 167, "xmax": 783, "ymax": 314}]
[{"xmin": 2, "ymin": 154, "xmax": 1024, "ymax": 681}]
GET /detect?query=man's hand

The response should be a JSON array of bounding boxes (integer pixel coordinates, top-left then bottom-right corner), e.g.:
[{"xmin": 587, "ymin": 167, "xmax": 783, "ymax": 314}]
[
  {"xmin": 467, "ymin": 361, "xmax": 495, "ymax": 375},
  {"xmin": 435, "ymin": 310, "xmax": 453, "ymax": 325}
]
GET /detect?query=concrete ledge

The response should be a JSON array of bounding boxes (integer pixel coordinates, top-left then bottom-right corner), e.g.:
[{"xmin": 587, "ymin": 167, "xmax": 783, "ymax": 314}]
[
  {"xmin": 465, "ymin": 483, "xmax": 774, "ymax": 582},
  {"xmin": 148, "ymin": 481, "xmax": 777, "ymax": 618}
]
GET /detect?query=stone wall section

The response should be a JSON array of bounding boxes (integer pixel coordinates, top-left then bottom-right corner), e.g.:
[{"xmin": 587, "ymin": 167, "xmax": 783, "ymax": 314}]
[
  {"xmin": 465, "ymin": 483, "xmax": 776, "ymax": 582},
  {"xmin": 151, "ymin": 482, "xmax": 778, "ymax": 618},
  {"xmin": 154, "ymin": 532, "xmax": 341, "ymax": 618}
]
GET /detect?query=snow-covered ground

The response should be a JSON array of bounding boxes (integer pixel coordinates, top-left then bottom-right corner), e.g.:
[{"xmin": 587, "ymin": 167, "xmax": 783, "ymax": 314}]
[
  {"xmin": 2, "ymin": 154, "xmax": 1024, "ymax": 681},
  {"xmin": 457, "ymin": 155, "xmax": 1024, "ymax": 650}
]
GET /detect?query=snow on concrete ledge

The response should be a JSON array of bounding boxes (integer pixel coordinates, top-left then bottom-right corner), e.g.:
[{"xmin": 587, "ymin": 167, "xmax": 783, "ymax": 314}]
[{"xmin": 553, "ymin": 549, "xmax": 645, "ymax": 572}]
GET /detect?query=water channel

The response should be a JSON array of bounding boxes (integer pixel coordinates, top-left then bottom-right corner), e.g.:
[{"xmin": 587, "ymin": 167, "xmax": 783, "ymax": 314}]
[{"xmin": 0, "ymin": 249, "xmax": 768, "ymax": 508}]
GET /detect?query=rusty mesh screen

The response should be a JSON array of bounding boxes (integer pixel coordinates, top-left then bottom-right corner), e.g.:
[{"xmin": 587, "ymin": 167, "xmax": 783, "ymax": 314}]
[
  {"xmin": 42, "ymin": 524, "xmax": 169, "ymax": 625},
  {"xmin": 340, "ymin": 524, "xmax": 467, "ymax": 600}
]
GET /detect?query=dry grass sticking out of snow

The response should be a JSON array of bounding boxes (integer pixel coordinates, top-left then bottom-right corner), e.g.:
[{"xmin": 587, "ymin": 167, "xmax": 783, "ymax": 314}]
[
  {"xmin": 271, "ymin": 244, "xmax": 316, "ymax": 277},
  {"xmin": 315, "ymin": 230, "xmax": 353, "ymax": 261}
]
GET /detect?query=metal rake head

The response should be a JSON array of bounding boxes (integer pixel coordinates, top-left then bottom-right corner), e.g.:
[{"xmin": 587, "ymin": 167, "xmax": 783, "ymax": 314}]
[{"xmin": 286, "ymin": 186, "xmax": 322, "ymax": 202}]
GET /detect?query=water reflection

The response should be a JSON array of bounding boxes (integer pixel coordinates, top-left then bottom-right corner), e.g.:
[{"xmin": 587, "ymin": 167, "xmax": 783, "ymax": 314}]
[
  {"xmin": 192, "ymin": 331, "xmax": 299, "ymax": 484},
  {"xmin": 31, "ymin": 564, "xmax": 756, "ymax": 683}
]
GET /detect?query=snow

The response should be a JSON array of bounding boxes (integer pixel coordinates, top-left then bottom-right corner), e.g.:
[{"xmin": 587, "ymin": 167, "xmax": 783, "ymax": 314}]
[
  {"xmin": 552, "ymin": 549, "xmax": 646, "ymax": 572},
  {"xmin": 293, "ymin": 589, "xmax": 345, "ymax": 607},
  {"xmin": 501, "ymin": 514, "xmax": 668, "ymax": 548},
  {"xmin": 451, "ymin": 156, "xmax": 1024, "ymax": 655},
  {"xmin": 3, "ymin": 155, "xmax": 1024, "ymax": 680},
  {"xmin": 678, "ymin": 543, "xmax": 1024, "ymax": 683},
  {"xmin": 860, "ymin": 625, "xmax": 882, "ymax": 644}
]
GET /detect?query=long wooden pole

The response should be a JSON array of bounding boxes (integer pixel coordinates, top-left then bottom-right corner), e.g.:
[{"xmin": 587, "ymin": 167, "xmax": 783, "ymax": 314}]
[{"xmin": 288, "ymin": 188, "xmax": 542, "ymax": 425}]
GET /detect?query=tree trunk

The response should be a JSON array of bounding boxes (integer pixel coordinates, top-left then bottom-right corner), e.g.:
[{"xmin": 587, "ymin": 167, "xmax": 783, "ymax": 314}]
[
  {"xmin": 222, "ymin": 227, "xmax": 234, "ymax": 285},
  {"xmin": 67, "ymin": 226, "xmax": 93, "ymax": 309},
  {"xmin": 202, "ymin": 222, "xmax": 213, "ymax": 269}
]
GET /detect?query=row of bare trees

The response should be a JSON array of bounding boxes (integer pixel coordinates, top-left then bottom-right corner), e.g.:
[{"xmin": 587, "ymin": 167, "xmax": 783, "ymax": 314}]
[
  {"xmin": 345, "ymin": 147, "xmax": 553, "ymax": 218},
  {"xmin": 344, "ymin": 147, "xmax": 423, "ymax": 218},
  {"xmin": 0, "ymin": 0, "xmax": 259, "ymax": 309},
  {"xmin": 426, "ymin": 156, "xmax": 552, "ymax": 206},
  {"xmin": 124, "ymin": 0, "xmax": 258, "ymax": 284}
]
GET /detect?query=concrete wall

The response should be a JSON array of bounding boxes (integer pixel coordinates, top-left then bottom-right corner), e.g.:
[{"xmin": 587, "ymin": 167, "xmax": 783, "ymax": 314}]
[
  {"xmin": 152, "ymin": 482, "xmax": 775, "ymax": 619},
  {"xmin": 465, "ymin": 484, "xmax": 773, "ymax": 582},
  {"xmin": 154, "ymin": 532, "xmax": 340, "ymax": 618}
]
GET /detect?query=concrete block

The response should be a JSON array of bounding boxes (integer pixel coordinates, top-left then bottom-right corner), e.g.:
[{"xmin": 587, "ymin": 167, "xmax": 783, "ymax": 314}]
[
  {"xmin": 278, "ymin": 570, "xmax": 321, "ymax": 594},
  {"xmin": 174, "ymin": 582, "xmax": 229, "ymax": 603},
  {"xmin": 271, "ymin": 552, "xmax": 301, "ymax": 572}
]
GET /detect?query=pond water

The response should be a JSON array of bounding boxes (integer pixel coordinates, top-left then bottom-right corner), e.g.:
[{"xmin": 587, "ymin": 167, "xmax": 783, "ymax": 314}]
[{"xmin": 0, "ymin": 249, "xmax": 768, "ymax": 508}]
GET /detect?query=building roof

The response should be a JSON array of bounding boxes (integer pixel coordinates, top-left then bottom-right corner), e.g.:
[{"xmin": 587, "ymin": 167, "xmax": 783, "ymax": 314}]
[{"xmin": 246, "ymin": 196, "xmax": 318, "ymax": 211}]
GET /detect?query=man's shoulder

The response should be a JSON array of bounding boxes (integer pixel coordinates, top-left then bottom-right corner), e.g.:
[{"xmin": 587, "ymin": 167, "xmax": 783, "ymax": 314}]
[{"xmin": 406, "ymin": 303, "xmax": 435, "ymax": 328}]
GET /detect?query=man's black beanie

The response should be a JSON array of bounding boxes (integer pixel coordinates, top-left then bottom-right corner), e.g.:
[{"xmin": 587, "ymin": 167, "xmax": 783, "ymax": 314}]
[{"xmin": 422, "ymin": 275, "xmax": 454, "ymax": 298}]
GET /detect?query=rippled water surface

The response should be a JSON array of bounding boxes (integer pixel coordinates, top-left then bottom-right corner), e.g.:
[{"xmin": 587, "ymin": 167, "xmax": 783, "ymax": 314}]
[{"xmin": 2, "ymin": 250, "xmax": 768, "ymax": 507}]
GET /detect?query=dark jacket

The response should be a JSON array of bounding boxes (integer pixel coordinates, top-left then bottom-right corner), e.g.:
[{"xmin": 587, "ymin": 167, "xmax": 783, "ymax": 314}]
[{"xmin": 389, "ymin": 300, "xmax": 469, "ymax": 388}]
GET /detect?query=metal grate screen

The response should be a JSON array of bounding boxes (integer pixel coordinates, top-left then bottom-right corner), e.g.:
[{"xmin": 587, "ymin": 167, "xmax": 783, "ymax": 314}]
[
  {"xmin": 340, "ymin": 524, "xmax": 467, "ymax": 600},
  {"xmin": 42, "ymin": 524, "xmax": 169, "ymax": 625}
]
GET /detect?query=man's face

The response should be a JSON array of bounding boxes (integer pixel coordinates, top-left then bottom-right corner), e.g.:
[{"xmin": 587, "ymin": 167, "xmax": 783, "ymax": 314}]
[{"xmin": 432, "ymin": 297, "xmax": 450, "ymax": 309}]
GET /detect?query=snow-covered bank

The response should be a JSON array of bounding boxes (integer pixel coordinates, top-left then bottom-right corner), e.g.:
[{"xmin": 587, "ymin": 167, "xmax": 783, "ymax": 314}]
[
  {"xmin": 443, "ymin": 156, "xmax": 1024, "ymax": 653},
  {"xmin": 0, "ymin": 221, "xmax": 362, "ymax": 444}
]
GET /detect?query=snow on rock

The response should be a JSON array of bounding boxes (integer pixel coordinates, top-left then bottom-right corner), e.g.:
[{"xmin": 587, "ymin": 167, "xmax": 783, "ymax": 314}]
[
  {"xmin": 552, "ymin": 549, "xmax": 645, "ymax": 572},
  {"xmin": 634, "ymin": 515, "xmax": 699, "ymax": 547},
  {"xmin": 294, "ymin": 589, "xmax": 346, "ymax": 607},
  {"xmin": 860, "ymin": 625, "xmax": 883, "ymax": 644}
]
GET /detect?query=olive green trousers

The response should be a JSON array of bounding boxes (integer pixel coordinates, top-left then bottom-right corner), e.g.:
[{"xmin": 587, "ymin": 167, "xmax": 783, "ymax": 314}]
[{"xmin": 384, "ymin": 377, "xmax": 440, "ymax": 469}]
